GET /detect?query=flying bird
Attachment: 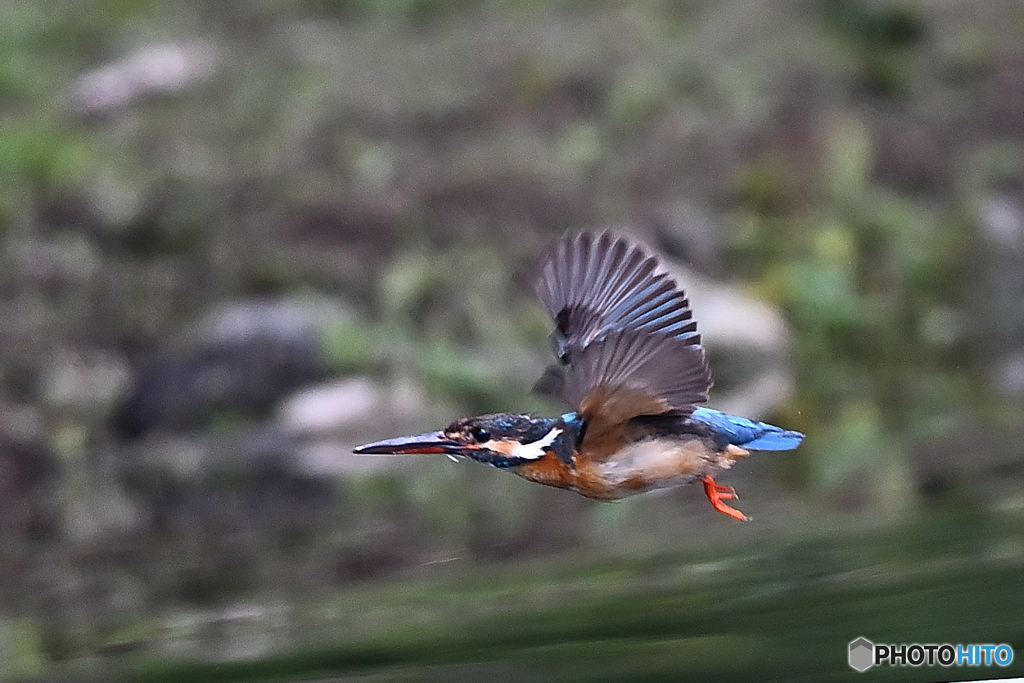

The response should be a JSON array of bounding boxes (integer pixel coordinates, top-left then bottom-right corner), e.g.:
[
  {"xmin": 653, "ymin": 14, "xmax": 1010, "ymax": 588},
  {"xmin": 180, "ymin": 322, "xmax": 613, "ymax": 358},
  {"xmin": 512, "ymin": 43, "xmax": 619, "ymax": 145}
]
[{"xmin": 355, "ymin": 232, "xmax": 803, "ymax": 520}]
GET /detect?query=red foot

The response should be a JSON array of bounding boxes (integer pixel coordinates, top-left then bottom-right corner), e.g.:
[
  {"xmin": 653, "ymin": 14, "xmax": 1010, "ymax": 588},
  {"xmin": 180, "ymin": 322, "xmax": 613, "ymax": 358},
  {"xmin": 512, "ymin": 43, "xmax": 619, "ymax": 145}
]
[{"xmin": 701, "ymin": 475, "xmax": 749, "ymax": 522}]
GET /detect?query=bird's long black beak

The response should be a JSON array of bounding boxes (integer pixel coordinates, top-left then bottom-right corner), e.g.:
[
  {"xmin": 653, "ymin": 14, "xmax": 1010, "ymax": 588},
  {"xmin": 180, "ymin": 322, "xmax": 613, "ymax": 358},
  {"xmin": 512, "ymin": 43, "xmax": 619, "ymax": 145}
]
[{"xmin": 354, "ymin": 431, "xmax": 465, "ymax": 455}]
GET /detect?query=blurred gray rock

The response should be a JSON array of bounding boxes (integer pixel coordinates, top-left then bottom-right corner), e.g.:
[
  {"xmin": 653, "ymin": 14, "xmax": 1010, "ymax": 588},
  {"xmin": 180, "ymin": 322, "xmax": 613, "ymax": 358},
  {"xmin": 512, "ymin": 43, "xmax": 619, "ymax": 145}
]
[
  {"xmin": 41, "ymin": 350, "xmax": 132, "ymax": 418},
  {"xmin": 978, "ymin": 192, "xmax": 1024, "ymax": 397},
  {"xmin": 277, "ymin": 377, "xmax": 381, "ymax": 436},
  {"xmin": 112, "ymin": 298, "xmax": 349, "ymax": 438},
  {"xmin": 71, "ymin": 42, "xmax": 218, "ymax": 117},
  {"xmin": 643, "ymin": 200, "xmax": 723, "ymax": 273},
  {"xmin": 278, "ymin": 376, "xmax": 433, "ymax": 476}
]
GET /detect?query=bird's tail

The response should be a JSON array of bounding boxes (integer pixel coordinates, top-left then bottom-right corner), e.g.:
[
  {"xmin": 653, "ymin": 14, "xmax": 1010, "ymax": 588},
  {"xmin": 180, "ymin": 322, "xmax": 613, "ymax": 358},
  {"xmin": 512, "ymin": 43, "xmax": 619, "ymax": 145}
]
[
  {"xmin": 739, "ymin": 429, "xmax": 804, "ymax": 451},
  {"xmin": 690, "ymin": 407, "xmax": 804, "ymax": 451}
]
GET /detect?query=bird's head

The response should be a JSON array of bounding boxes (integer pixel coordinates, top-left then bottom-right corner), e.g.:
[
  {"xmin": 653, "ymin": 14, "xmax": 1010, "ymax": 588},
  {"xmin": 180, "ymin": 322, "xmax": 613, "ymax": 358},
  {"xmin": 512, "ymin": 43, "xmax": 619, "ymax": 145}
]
[{"xmin": 354, "ymin": 413, "xmax": 573, "ymax": 468}]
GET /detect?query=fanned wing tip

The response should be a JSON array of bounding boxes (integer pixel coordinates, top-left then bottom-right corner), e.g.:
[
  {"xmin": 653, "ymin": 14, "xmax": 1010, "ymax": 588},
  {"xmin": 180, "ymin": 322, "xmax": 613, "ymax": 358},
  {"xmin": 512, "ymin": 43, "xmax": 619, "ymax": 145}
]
[
  {"xmin": 533, "ymin": 231, "xmax": 702, "ymax": 360},
  {"xmin": 533, "ymin": 230, "xmax": 648, "ymax": 314}
]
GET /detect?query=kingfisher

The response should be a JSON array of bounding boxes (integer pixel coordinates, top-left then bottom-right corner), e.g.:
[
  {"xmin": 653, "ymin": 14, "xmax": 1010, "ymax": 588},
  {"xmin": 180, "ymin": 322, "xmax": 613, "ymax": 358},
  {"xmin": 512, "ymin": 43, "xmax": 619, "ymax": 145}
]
[{"xmin": 355, "ymin": 232, "xmax": 803, "ymax": 520}]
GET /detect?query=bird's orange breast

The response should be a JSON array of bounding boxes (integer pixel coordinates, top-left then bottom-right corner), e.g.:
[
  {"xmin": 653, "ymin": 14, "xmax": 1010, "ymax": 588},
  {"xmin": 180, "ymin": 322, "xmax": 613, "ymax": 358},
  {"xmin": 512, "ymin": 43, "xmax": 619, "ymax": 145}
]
[
  {"xmin": 511, "ymin": 452, "xmax": 623, "ymax": 500},
  {"xmin": 511, "ymin": 453, "xmax": 584, "ymax": 494},
  {"xmin": 511, "ymin": 439, "xmax": 749, "ymax": 500}
]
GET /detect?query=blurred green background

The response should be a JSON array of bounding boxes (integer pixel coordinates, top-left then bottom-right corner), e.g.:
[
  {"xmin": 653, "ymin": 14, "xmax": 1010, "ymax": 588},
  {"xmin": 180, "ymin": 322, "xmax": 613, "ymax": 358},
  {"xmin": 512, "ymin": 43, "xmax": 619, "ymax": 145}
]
[{"xmin": 2, "ymin": 0, "xmax": 1023, "ymax": 681}]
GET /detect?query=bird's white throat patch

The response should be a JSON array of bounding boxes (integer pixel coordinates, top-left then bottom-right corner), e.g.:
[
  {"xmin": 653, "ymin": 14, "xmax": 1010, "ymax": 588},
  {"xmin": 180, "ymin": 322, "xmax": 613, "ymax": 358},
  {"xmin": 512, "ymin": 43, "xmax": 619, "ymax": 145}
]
[{"xmin": 506, "ymin": 427, "xmax": 562, "ymax": 461}]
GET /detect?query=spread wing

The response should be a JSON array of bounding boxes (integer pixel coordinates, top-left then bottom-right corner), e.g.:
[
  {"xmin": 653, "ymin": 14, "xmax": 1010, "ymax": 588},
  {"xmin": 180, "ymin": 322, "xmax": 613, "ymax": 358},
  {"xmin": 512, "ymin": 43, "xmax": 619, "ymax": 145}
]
[{"xmin": 532, "ymin": 232, "xmax": 712, "ymax": 448}]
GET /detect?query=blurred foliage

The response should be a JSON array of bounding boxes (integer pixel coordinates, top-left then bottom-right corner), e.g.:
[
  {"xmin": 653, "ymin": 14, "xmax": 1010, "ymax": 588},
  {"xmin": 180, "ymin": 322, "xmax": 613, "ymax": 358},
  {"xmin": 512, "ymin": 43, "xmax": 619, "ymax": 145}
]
[
  {"xmin": 375, "ymin": 245, "xmax": 550, "ymax": 412},
  {"xmin": 50, "ymin": 517, "xmax": 1024, "ymax": 682},
  {"xmin": 820, "ymin": 0, "xmax": 926, "ymax": 94},
  {"xmin": 728, "ymin": 111, "xmax": 975, "ymax": 502}
]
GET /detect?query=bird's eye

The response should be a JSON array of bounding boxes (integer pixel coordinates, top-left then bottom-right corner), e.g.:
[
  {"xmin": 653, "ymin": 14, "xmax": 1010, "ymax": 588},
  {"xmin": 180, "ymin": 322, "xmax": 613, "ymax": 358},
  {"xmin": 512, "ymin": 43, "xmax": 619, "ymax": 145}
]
[{"xmin": 471, "ymin": 427, "xmax": 491, "ymax": 443}]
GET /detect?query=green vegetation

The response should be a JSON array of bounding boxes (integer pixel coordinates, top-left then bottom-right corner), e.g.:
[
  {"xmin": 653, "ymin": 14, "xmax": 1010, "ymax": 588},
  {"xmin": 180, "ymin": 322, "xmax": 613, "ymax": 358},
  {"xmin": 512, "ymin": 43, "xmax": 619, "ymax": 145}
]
[{"xmin": 86, "ymin": 518, "xmax": 1024, "ymax": 681}]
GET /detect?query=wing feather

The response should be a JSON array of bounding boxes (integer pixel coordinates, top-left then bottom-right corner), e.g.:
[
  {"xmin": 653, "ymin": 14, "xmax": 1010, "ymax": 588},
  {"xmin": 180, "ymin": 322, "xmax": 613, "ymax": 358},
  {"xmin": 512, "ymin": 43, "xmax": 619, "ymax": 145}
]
[
  {"xmin": 533, "ymin": 232, "xmax": 701, "ymax": 361},
  {"xmin": 561, "ymin": 330, "xmax": 710, "ymax": 416}
]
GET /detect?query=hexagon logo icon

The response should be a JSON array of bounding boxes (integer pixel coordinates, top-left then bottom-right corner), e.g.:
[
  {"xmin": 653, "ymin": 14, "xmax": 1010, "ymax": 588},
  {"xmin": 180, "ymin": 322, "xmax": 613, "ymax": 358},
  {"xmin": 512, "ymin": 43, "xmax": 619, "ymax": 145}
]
[{"xmin": 849, "ymin": 637, "xmax": 874, "ymax": 672}]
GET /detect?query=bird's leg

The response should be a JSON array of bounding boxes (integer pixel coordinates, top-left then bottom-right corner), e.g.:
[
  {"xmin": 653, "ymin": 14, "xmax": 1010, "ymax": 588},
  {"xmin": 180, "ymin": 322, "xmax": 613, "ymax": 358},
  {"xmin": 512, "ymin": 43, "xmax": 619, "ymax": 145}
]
[{"xmin": 700, "ymin": 475, "xmax": 749, "ymax": 522}]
